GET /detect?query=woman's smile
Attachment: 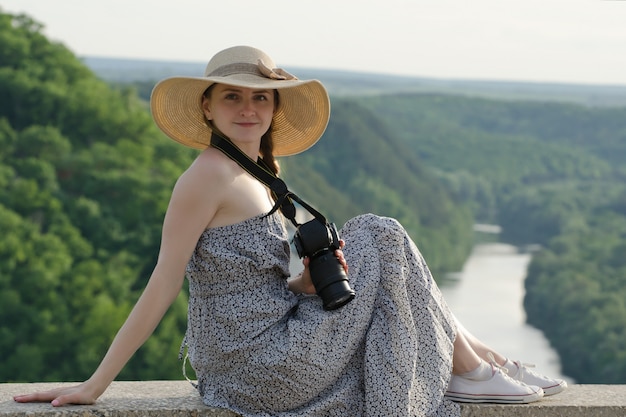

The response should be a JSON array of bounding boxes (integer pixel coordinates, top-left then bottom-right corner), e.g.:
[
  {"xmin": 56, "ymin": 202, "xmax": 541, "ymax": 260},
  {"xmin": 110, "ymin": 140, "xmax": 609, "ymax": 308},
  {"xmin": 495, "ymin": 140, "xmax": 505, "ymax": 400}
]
[{"xmin": 235, "ymin": 121, "xmax": 259, "ymax": 127}]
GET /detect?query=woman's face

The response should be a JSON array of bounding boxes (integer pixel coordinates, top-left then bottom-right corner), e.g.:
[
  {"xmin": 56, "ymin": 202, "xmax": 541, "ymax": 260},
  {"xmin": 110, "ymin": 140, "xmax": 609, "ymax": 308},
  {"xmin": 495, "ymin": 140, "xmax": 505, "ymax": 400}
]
[{"xmin": 202, "ymin": 84, "xmax": 275, "ymax": 146}]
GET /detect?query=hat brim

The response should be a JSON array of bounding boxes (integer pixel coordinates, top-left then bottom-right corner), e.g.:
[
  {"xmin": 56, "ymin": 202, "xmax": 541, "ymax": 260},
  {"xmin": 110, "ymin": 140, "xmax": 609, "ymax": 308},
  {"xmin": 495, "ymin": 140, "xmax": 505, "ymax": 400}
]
[{"xmin": 150, "ymin": 74, "xmax": 330, "ymax": 156}]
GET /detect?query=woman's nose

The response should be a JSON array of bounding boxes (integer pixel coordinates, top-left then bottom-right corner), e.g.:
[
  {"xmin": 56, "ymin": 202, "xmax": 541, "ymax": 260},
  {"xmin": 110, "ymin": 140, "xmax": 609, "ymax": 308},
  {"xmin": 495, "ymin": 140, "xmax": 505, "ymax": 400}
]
[{"xmin": 239, "ymin": 98, "xmax": 255, "ymax": 116}]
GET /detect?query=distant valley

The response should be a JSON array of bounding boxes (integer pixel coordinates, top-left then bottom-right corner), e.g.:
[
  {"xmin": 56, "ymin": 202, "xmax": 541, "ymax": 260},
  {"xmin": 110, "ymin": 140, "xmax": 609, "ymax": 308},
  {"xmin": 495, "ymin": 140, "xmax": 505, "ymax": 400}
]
[{"xmin": 83, "ymin": 56, "xmax": 626, "ymax": 107}]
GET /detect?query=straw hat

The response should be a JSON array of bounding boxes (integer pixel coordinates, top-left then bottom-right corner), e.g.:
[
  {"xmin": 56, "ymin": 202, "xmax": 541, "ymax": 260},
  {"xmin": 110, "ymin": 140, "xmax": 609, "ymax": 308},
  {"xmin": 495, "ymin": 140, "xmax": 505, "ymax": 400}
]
[{"xmin": 150, "ymin": 46, "xmax": 331, "ymax": 156}]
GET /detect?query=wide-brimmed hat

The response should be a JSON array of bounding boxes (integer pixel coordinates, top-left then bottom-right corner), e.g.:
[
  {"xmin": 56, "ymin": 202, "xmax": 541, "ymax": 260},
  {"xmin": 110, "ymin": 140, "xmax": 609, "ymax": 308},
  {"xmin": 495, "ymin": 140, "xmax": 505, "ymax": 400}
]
[{"xmin": 150, "ymin": 46, "xmax": 331, "ymax": 156}]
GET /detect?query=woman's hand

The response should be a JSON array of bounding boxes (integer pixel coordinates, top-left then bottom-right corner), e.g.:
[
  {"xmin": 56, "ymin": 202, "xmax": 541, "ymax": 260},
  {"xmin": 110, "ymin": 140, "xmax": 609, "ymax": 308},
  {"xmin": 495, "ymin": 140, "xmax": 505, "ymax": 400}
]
[
  {"xmin": 336, "ymin": 239, "xmax": 349, "ymax": 275},
  {"xmin": 288, "ymin": 240, "xmax": 349, "ymax": 295},
  {"xmin": 13, "ymin": 381, "xmax": 100, "ymax": 407}
]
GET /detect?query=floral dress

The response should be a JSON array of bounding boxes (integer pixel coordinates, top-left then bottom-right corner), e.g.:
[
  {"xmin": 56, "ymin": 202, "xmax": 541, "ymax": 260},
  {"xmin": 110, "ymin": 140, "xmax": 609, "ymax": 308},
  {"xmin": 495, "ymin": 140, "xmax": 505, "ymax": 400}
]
[{"xmin": 182, "ymin": 212, "xmax": 460, "ymax": 417}]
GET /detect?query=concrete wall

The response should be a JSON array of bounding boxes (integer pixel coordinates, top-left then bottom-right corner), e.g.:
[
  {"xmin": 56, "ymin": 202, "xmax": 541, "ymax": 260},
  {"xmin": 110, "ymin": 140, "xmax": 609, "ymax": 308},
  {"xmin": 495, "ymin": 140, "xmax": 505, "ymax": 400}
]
[{"xmin": 2, "ymin": 381, "xmax": 625, "ymax": 417}]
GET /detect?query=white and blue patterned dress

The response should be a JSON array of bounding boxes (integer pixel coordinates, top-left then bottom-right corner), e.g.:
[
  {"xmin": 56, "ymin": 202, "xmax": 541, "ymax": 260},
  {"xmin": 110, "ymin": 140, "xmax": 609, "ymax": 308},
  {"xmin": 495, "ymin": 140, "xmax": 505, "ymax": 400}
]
[{"xmin": 183, "ymin": 212, "xmax": 460, "ymax": 417}]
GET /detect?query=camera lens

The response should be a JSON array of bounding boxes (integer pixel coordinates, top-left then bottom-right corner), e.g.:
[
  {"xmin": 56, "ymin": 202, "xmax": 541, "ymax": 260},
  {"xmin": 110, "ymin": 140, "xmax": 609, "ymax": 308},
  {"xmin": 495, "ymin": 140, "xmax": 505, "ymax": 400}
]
[
  {"xmin": 319, "ymin": 282, "xmax": 355, "ymax": 310},
  {"xmin": 309, "ymin": 250, "xmax": 355, "ymax": 310},
  {"xmin": 293, "ymin": 219, "xmax": 355, "ymax": 310}
]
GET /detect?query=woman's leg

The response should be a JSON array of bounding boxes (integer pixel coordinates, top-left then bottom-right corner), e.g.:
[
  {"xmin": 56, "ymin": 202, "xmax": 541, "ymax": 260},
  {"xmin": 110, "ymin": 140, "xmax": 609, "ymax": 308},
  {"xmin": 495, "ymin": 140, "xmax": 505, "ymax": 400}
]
[
  {"xmin": 453, "ymin": 316, "xmax": 507, "ymax": 366},
  {"xmin": 452, "ymin": 329, "xmax": 483, "ymax": 374}
]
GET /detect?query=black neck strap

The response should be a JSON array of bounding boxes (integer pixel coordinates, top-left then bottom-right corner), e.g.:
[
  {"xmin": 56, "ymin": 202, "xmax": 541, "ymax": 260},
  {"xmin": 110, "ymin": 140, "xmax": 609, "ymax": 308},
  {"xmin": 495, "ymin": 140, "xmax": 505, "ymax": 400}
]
[{"xmin": 210, "ymin": 132, "xmax": 327, "ymax": 227}]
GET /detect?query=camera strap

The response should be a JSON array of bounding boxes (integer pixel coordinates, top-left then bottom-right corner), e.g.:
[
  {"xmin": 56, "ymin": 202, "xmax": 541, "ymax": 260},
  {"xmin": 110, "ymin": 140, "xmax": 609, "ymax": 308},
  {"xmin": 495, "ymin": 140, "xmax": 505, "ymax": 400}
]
[{"xmin": 210, "ymin": 132, "xmax": 328, "ymax": 228}]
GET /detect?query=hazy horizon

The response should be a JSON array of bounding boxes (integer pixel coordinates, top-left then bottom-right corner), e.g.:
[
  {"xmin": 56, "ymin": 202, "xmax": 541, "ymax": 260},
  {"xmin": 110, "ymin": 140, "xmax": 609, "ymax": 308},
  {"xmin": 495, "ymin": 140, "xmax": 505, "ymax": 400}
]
[
  {"xmin": 3, "ymin": 0, "xmax": 626, "ymax": 87},
  {"xmin": 84, "ymin": 56, "xmax": 626, "ymax": 92}
]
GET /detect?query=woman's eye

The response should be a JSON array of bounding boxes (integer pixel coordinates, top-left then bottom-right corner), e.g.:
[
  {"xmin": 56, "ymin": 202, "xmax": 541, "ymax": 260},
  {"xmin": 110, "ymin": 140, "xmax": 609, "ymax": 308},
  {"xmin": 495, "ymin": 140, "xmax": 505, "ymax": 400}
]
[{"xmin": 225, "ymin": 94, "xmax": 239, "ymax": 100}]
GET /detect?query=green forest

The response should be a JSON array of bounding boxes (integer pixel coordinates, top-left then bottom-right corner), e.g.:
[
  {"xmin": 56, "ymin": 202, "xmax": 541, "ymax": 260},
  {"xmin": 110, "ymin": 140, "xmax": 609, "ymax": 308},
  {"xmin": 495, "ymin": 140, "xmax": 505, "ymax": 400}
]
[
  {"xmin": 1, "ymin": 10, "xmax": 626, "ymax": 384},
  {"xmin": 358, "ymin": 95, "xmax": 626, "ymax": 383}
]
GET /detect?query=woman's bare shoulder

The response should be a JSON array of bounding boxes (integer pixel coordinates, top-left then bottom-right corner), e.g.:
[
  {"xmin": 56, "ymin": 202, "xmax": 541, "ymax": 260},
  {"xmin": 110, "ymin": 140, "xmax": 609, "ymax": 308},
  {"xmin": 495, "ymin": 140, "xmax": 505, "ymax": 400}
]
[
  {"xmin": 164, "ymin": 148, "xmax": 232, "ymax": 230},
  {"xmin": 178, "ymin": 148, "xmax": 235, "ymax": 187}
]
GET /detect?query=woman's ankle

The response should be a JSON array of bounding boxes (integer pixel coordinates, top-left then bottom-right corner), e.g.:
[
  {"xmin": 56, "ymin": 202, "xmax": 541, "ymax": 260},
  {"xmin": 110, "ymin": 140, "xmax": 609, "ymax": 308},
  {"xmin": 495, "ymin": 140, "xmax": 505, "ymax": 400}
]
[
  {"xmin": 455, "ymin": 360, "xmax": 493, "ymax": 381},
  {"xmin": 452, "ymin": 357, "xmax": 482, "ymax": 375}
]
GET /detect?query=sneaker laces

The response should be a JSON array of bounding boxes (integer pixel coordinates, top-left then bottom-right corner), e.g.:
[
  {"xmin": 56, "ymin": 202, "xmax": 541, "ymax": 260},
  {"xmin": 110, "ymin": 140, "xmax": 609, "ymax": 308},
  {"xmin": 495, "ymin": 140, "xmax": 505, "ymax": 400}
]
[
  {"xmin": 486, "ymin": 352, "xmax": 530, "ymax": 387},
  {"xmin": 507, "ymin": 358, "xmax": 545, "ymax": 381},
  {"xmin": 486, "ymin": 352, "xmax": 508, "ymax": 375},
  {"xmin": 514, "ymin": 361, "xmax": 536, "ymax": 380}
]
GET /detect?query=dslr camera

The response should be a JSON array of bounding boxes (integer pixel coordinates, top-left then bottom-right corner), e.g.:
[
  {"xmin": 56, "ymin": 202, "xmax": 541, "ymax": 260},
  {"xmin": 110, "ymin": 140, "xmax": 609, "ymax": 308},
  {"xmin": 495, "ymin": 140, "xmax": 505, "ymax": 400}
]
[{"xmin": 293, "ymin": 219, "xmax": 355, "ymax": 310}]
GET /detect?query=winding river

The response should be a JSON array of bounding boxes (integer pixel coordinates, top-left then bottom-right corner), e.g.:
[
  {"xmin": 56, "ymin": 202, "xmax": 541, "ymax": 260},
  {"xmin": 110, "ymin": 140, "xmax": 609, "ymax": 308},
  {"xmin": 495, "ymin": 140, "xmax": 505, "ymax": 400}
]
[{"xmin": 439, "ymin": 242, "xmax": 573, "ymax": 383}]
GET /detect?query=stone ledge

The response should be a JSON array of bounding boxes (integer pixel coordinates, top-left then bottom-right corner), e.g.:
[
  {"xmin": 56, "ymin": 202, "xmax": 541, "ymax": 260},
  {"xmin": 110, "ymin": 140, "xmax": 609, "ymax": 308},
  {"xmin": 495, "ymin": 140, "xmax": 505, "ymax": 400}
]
[{"xmin": 1, "ymin": 381, "xmax": 624, "ymax": 417}]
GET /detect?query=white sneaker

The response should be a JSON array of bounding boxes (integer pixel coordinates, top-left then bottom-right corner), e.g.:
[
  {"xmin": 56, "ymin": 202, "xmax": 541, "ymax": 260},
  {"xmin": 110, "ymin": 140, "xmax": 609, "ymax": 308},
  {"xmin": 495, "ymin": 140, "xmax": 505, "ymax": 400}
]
[
  {"xmin": 445, "ymin": 362, "xmax": 544, "ymax": 404},
  {"xmin": 505, "ymin": 360, "xmax": 568, "ymax": 396}
]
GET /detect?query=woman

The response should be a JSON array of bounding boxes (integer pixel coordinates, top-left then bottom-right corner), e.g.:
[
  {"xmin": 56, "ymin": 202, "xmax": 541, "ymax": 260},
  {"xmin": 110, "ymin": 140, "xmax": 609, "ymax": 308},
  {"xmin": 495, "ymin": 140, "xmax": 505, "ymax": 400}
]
[{"xmin": 14, "ymin": 46, "xmax": 565, "ymax": 416}]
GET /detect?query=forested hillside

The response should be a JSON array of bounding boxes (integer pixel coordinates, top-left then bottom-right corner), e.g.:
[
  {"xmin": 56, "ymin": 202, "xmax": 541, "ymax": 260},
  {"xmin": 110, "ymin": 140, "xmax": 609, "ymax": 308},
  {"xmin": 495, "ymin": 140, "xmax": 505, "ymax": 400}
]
[
  {"xmin": 0, "ymin": 11, "xmax": 197, "ymax": 382},
  {"xmin": 524, "ymin": 208, "xmax": 626, "ymax": 383},
  {"xmin": 0, "ymin": 11, "xmax": 471, "ymax": 383},
  {"xmin": 359, "ymin": 94, "xmax": 626, "ymax": 383},
  {"xmin": 281, "ymin": 99, "xmax": 473, "ymax": 271}
]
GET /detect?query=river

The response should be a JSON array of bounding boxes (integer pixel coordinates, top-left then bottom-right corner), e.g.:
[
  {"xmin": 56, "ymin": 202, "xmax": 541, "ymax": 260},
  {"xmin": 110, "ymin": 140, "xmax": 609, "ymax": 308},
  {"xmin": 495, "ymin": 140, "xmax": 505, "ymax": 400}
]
[{"xmin": 439, "ymin": 242, "xmax": 573, "ymax": 383}]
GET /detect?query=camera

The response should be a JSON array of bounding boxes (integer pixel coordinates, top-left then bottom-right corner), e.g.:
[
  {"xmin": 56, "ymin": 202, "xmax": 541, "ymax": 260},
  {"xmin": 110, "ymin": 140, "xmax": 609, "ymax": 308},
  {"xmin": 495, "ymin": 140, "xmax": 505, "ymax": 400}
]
[{"xmin": 293, "ymin": 219, "xmax": 355, "ymax": 310}]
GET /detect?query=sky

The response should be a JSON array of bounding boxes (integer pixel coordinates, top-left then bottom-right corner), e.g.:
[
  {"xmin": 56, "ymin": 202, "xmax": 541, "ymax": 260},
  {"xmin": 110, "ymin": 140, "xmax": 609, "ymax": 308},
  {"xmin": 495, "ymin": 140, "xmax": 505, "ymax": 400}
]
[{"xmin": 2, "ymin": 0, "xmax": 626, "ymax": 86}]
